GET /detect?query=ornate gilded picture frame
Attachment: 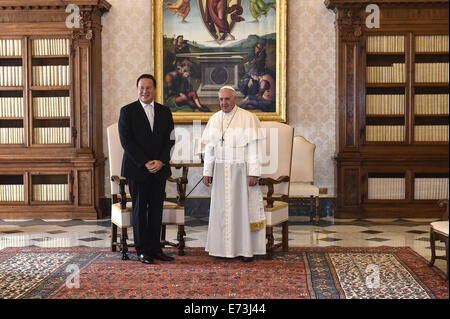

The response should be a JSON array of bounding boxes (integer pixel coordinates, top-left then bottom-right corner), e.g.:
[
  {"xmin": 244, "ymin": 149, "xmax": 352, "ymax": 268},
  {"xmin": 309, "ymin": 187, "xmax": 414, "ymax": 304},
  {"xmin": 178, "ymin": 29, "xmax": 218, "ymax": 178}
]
[{"xmin": 152, "ymin": 0, "xmax": 287, "ymax": 123}]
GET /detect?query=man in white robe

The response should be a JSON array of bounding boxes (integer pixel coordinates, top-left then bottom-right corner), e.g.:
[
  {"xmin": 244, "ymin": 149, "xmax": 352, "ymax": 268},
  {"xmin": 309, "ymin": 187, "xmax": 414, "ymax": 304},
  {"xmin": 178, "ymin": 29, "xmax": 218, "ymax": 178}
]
[{"xmin": 202, "ymin": 86, "xmax": 266, "ymax": 261}]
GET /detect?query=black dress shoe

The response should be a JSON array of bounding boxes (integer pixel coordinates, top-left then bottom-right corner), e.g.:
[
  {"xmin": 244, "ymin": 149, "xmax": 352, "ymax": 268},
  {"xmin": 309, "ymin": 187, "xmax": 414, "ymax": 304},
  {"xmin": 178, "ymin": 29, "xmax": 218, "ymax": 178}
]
[
  {"xmin": 152, "ymin": 252, "xmax": 174, "ymax": 261},
  {"xmin": 138, "ymin": 254, "xmax": 154, "ymax": 264},
  {"xmin": 242, "ymin": 257, "xmax": 254, "ymax": 262}
]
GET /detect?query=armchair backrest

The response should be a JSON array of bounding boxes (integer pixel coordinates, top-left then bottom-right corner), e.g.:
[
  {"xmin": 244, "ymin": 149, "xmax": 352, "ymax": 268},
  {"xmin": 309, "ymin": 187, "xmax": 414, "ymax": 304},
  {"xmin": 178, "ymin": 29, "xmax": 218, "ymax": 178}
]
[
  {"xmin": 291, "ymin": 136, "xmax": 316, "ymax": 183},
  {"xmin": 170, "ymin": 127, "xmax": 202, "ymax": 164},
  {"xmin": 107, "ymin": 123, "xmax": 126, "ymax": 195},
  {"xmin": 259, "ymin": 121, "xmax": 294, "ymax": 196}
]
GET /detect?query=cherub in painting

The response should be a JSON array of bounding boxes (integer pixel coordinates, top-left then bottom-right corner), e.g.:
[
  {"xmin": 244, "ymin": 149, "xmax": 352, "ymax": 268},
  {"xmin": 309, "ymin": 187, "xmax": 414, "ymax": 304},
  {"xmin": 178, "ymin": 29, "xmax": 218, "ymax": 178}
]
[
  {"xmin": 165, "ymin": 0, "xmax": 191, "ymax": 23},
  {"xmin": 248, "ymin": 0, "xmax": 276, "ymax": 23}
]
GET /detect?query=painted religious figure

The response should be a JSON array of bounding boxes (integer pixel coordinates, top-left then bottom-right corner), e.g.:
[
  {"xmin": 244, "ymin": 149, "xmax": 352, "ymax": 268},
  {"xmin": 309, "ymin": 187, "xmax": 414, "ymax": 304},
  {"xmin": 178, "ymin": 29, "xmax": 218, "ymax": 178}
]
[
  {"xmin": 165, "ymin": 0, "xmax": 192, "ymax": 23},
  {"xmin": 162, "ymin": 0, "xmax": 278, "ymax": 113},
  {"xmin": 249, "ymin": 0, "xmax": 276, "ymax": 22}
]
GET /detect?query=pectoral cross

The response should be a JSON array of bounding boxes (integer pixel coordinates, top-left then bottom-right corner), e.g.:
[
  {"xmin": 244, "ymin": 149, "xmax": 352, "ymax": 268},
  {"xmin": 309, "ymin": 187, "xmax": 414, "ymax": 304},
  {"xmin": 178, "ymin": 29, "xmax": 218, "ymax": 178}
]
[{"xmin": 220, "ymin": 108, "xmax": 237, "ymax": 147}]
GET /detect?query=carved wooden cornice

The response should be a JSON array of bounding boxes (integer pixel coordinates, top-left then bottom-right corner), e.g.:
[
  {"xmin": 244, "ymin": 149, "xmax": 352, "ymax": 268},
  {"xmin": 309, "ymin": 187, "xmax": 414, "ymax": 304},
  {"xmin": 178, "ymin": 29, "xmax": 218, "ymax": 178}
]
[
  {"xmin": 325, "ymin": 0, "xmax": 448, "ymax": 40},
  {"xmin": 325, "ymin": 0, "xmax": 449, "ymax": 10},
  {"xmin": 0, "ymin": 1, "xmax": 111, "ymax": 40},
  {"xmin": 73, "ymin": 9, "xmax": 94, "ymax": 41},
  {"xmin": 335, "ymin": 6, "xmax": 363, "ymax": 40},
  {"xmin": 0, "ymin": 0, "xmax": 111, "ymax": 13}
]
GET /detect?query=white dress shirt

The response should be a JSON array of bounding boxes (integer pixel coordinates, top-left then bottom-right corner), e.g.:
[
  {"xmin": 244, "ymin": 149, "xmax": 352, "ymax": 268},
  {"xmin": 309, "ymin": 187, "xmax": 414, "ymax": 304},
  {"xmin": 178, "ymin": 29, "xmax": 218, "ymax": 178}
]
[{"xmin": 140, "ymin": 100, "xmax": 154, "ymax": 131}]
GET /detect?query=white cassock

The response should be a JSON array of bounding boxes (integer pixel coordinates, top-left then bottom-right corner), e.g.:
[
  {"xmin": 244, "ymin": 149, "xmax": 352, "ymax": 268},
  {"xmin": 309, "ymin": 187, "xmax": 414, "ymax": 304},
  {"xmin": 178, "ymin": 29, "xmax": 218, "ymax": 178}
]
[{"xmin": 202, "ymin": 106, "xmax": 266, "ymax": 258}]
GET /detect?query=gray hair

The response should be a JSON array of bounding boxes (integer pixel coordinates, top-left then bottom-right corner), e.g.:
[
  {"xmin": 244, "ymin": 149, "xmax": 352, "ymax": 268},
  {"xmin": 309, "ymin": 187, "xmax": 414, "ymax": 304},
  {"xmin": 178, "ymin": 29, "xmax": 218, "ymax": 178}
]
[{"xmin": 219, "ymin": 85, "xmax": 237, "ymax": 97}]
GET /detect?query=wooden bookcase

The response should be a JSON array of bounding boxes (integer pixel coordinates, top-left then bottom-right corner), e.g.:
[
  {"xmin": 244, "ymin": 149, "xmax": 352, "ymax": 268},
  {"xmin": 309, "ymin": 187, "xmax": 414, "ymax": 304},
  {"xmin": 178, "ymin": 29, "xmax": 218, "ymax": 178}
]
[
  {"xmin": 0, "ymin": 1, "xmax": 111, "ymax": 219},
  {"xmin": 326, "ymin": 0, "xmax": 449, "ymax": 218}
]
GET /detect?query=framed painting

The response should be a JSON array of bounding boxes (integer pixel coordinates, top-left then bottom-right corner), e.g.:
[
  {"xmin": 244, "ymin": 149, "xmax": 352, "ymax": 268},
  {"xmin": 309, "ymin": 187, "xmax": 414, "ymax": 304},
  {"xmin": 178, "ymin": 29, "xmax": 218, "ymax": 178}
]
[{"xmin": 152, "ymin": 0, "xmax": 287, "ymax": 123}]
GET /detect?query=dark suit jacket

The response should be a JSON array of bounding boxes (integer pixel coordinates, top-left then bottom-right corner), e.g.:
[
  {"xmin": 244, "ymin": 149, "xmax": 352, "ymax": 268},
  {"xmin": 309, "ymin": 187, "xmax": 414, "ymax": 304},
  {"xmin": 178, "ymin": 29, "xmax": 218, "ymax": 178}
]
[{"xmin": 118, "ymin": 100, "xmax": 175, "ymax": 182}]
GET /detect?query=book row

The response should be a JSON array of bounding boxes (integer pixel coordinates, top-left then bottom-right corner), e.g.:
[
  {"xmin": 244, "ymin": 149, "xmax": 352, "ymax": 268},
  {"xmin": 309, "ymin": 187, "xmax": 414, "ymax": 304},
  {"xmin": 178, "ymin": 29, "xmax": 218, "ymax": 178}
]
[
  {"xmin": 0, "ymin": 97, "xmax": 23, "ymax": 118},
  {"xmin": 32, "ymin": 184, "xmax": 69, "ymax": 201},
  {"xmin": 0, "ymin": 97, "xmax": 71, "ymax": 118},
  {"xmin": 33, "ymin": 97, "xmax": 71, "ymax": 117},
  {"xmin": 366, "ymin": 63, "xmax": 405, "ymax": 83},
  {"xmin": 32, "ymin": 65, "xmax": 70, "ymax": 86},
  {"xmin": 368, "ymin": 177, "xmax": 449, "ymax": 200},
  {"xmin": 415, "ymin": 35, "xmax": 449, "ymax": 53},
  {"xmin": 415, "ymin": 94, "xmax": 449, "ymax": 115},
  {"xmin": 0, "ymin": 184, "xmax": 24, "ymax": 202},
  {"xmin": 366, "ymin": 94, "xmax": 405, "ymax": 115},
  {"xmin": 0, "ymin": 66, "xmax": 23, "ymax": 87},
  {"xmin": 33, "ymin": 127, "xmax": 71, "ymax": 144},
  {"xmin": 32, "ymin": 39, "xmax": 70, "ymax": 56},
  {"xmin": 414, "ymin": 178, "xmax": 449, "ymax": 200},
  {"xmin": 366, "ymin": 35, "xmax": 405, "ymax": 53},
  {"xmin": 0, "ymin": 39, "xmax": 22, "ymax": 57},
  {"xmin": 415, "ymin": 63, "xmax": 449, "ymax": 83},
  {"xmin": 0, "ymin": 127, "xmax": 23, "ymax": 144},
  {"xmin": 414, "ymin": 125, "xmax": 449, "ymax": 142},
  {"xmin": 366, "ymin": 125, "xmax": 449, "ymax": 142},
  {"xmin": 368, "ymin": 178, "xmax": 405, "ymax": 200},
  {"xmin": 365, "ymin": 35, "xmax": 449, "ymax": 53},
  {"xmin": 366, "ymin": 125, "xmax": 405, "ymax": 142}
]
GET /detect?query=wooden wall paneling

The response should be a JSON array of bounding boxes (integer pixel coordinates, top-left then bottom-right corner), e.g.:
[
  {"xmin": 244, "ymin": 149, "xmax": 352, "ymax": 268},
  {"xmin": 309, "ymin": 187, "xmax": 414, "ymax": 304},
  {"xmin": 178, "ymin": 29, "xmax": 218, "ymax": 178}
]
[
  {"xmin": 343, "ymin": 166, "xmax": 360, "ymax": 207},
  {"xmin": 77, "ymin": 169, "xmax": 93, "ymax": 207},
  {"xmin": 75, "ymin": 39, "xmax": 91, "ymax": 151},
  {"xmin": 344, "ymin": 42, "xmax": 358, "ymax": 148}
]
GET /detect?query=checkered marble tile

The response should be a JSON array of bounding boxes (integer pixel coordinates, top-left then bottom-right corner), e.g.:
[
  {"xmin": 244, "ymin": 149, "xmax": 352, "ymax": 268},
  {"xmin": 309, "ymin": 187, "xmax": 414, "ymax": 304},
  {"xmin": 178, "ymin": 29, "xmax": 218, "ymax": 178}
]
[{"xmin": 0, "ymin": 217, "xmax": 447, "ymax": 273}]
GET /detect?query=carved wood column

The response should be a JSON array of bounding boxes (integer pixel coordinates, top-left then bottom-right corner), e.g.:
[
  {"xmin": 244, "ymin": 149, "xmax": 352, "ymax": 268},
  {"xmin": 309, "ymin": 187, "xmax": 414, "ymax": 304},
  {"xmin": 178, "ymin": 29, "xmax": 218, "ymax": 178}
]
[
  {"xmin": 331, "ymin": 4, "xmax": 363, "ymax": 153},
  {"xmin": 71, "ymin": 4, "xmax": 109, "ymax": 216},
  {"xmin": 327, "ymin": 2, "xmax": 364, "ymax": 215}
]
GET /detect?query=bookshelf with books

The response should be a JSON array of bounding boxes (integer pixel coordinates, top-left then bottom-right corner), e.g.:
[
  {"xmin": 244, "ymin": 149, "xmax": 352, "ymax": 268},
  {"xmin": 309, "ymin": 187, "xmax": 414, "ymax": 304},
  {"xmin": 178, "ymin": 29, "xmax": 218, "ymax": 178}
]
[
  {"xmin": 365, "ymin": 34, "xmax": 407, "ymax": 144},
  {"xmin": 414, "ymin": 35, "xmax": 449, "ymax": 145},
  {"xmin": 31, "ymin": 37, "xmax": 72, "ymax": 147},
  {"xmin": 0, "ymin": 174, "xmax": 24, "ymax": 203},
  {"xmin": 0, "ymin": 37, "xmax": 24, "ymax": 148},
  {"xmin": 0, "ymin": 1, "xmax": 111, "ymax": 219},
  {"xmin": 326, "ymin": 0, "xmax": 449, "ymax": 218},
  {"xmin": 31, "ymin": 174, "xmax": 71, "ymax": 203}
]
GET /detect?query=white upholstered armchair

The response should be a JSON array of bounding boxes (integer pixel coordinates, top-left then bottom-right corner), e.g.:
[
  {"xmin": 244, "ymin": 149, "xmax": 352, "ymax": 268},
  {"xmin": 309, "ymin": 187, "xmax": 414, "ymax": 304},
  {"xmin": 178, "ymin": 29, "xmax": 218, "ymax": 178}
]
[
  {"xmin": 259, "ymin": 121, "xmax": 294, "ymax": 258},
  {"xmin": 429, "ymin": 199, "xmax": 449, "ymax": 280},
  {"xmin": 289, "ymin": 136, "xmax": 320, "ymax": 225}
]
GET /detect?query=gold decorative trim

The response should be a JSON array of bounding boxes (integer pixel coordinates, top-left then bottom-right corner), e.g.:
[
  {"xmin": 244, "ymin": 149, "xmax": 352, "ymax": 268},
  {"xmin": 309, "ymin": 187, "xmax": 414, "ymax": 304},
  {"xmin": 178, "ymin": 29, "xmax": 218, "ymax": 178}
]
[{"xmin": 250, "ymin": 220, "xmax": 266, "ymax": 232}]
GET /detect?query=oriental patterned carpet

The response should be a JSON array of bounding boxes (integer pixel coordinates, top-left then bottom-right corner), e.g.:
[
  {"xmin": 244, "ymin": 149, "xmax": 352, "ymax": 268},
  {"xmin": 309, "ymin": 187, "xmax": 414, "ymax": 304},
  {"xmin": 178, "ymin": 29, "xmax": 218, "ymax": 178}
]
[{"xmin": 0, "ymin": 246, "xmax": 447, "ymax": 299}]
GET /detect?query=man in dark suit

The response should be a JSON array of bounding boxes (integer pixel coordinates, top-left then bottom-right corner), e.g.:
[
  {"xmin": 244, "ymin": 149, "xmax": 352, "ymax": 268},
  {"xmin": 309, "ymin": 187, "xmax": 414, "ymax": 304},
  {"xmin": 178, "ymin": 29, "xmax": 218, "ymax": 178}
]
[{"xmin": 118, "ymin": 74, "xmax": 175, "ymax": 264}]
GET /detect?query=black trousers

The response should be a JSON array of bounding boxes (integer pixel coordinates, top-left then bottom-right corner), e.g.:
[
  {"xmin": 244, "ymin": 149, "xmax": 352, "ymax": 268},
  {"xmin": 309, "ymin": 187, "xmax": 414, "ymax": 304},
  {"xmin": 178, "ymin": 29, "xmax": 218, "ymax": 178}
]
[{"xmin": 128, "ymin": 176, "xmax": 167, "ymax": 256}]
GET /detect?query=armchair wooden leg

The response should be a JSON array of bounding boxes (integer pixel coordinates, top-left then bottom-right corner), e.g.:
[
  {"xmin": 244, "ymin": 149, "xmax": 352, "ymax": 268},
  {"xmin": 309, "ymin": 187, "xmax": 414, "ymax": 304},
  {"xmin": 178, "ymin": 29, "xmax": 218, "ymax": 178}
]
[
  {"xmin": 309, "ymin": 196, "xmax": 314, "ymax": 224},
  {"xmin": 429, "ymin": 229, "xmax": 436, "ymax": 266},
  {"xmin": 446, "ymin": 236, "xmax": 449, "ymax": 280},
  {"xmin": 161, "ymin": 225, "xmax": 167, "ymax": 246},
  {"xmin": 282, "ymin": 221, "xmax": 289, "ymax": 252},
  {"xmin": 177, "ymin": 225, "xmax": 186, "ymax": 256},
  {"xmin": 120, "ymin": 227, "xmax": 129, "ymax": 261},
  {"xmin": 315, "ymin": 196, "xmax": 320, "ymax": 225},
  {"xmin": 111, "ymin": 223, "xmax": 117, "ymax": 252},
  {"xmin": 266, "ymin": 226, "xmax": 274, "ymax": 259}
]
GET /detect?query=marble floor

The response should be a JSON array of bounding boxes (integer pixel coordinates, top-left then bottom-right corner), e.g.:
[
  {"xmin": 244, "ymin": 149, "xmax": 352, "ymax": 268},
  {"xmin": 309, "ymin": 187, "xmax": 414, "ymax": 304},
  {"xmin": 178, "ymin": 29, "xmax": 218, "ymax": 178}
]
[{"xmin": 0, "ymin": 216, "xmax": 447, "ymax": 274}]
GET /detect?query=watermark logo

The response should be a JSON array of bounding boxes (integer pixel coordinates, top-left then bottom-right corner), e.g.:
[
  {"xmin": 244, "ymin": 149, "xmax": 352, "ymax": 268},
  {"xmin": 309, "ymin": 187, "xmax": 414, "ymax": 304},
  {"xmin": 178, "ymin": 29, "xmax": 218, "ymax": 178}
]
[
  {"xmin": 365, "ymin": 4, "xmax": 380, "ymax": 29},
  {"xmin": 65, "ymin": 264, "xmax": 80, "ymax": 289},
  {"xmin": 171, "ymin": 122, "xmax": 280, "ymax": 175},
  {"xmin": 365, "ymin": 264, "xmax": 380, "ymax": 289},
  {"xmin": 65, "ymin": 4, "xmax": 81, "ymax": 29}
]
